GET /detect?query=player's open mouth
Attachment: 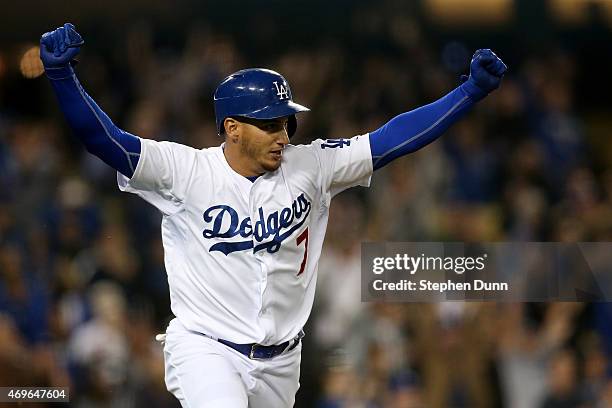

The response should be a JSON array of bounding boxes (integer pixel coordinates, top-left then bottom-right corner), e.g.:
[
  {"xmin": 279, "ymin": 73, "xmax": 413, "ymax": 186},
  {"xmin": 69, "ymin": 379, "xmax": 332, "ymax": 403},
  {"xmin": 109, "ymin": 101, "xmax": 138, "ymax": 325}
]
[{"xmin": 270, "ymin": 151, "xmax": 282, "ymax": 160}]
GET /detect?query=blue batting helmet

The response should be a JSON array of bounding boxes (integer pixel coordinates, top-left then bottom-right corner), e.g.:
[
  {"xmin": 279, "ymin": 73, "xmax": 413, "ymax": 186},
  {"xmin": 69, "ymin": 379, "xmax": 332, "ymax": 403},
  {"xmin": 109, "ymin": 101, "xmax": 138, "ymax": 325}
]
[{"xmin": 213, "ymin": 68, "xmax": 310, "ymax": 137}]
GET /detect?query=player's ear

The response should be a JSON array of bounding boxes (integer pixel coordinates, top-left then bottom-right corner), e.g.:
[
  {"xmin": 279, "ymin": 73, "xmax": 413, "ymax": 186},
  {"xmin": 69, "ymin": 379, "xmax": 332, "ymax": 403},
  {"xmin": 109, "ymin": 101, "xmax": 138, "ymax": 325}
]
[{"xmin": 224, "ymin": 118, "xmax": 240, "ymax": 143}]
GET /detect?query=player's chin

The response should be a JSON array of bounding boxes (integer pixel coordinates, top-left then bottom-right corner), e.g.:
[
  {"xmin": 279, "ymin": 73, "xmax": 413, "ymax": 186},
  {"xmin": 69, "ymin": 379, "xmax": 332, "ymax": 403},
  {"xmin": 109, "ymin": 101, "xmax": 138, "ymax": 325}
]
[{"xmin": 261, "ymin": 155, "xmax": 282, "ymax": 172}]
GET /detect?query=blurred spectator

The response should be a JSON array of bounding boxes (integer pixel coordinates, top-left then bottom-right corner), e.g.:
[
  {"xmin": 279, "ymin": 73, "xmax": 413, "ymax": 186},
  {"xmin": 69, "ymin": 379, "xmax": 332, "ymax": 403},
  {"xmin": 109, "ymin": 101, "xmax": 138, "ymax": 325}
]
[
  {"xmin": 68, "ymin": 281, "xmax": 131, "ymax": 406},
  {"xmin": 315, "ymin": 193, "xmax": 367, "ymax": 350},
  {"xmin": 0, "ymin": 244, "xmax": 50, "ymax": 344},
  {"xmin": 540, "ymin": 349, "xmax": 584, "ymax": 408}
]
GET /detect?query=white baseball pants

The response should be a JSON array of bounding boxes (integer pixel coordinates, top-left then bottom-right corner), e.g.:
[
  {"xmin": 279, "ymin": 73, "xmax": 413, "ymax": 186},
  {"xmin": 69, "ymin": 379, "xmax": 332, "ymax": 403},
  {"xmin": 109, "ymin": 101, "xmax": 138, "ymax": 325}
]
[{"xmin": 162, "ymin": 318, "xmax": 302, "ymax": 408}]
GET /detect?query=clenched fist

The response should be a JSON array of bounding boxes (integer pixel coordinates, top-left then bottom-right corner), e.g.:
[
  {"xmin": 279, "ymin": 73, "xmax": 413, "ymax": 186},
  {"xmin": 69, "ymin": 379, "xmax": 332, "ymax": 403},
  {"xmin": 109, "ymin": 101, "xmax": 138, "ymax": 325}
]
[
  {"xmin": 39, "ymin": 23, "xmax": 84, "ymax": 68},
  {"xmin": 461, "ymin": 49, "xmax": 507, "ymax": 98}
]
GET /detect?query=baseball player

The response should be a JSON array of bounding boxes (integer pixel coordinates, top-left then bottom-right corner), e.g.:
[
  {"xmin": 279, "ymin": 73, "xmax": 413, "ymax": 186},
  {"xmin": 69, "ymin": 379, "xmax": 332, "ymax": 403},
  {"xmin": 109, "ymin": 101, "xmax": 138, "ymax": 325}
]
[{"xmin": 40, "ymin": 23, "xmax": 506, "ymax": 407}]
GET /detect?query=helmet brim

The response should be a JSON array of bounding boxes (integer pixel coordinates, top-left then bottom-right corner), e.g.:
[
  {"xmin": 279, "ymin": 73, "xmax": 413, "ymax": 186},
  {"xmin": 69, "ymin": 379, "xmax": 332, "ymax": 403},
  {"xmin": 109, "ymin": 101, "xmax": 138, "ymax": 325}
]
[
  {"xmin": 233, "ymin": 101, "xmax": 309, "ymax": 138},
  {"xmin": 242, "ymin": 101, "xmax": 310, "ymax": 120}
]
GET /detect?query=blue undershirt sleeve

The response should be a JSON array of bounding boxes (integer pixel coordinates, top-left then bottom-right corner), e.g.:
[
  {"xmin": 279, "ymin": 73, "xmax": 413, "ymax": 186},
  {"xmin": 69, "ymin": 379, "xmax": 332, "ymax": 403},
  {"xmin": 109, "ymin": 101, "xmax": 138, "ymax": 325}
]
[
  {"xmin": 369, "ymin": 83, "xmax": 484, "ymax": 170},
  {"xmin": 45, "ymin": 64, "xmax": 141, "ymax": 178}
]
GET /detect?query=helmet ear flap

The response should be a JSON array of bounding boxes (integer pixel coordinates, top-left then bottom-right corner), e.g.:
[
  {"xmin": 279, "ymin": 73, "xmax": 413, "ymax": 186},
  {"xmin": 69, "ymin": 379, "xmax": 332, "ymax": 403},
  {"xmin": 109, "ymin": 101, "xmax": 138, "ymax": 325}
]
[{"xmin": 287, "ymin": 115, "xmax": 297, "ymax": 138}]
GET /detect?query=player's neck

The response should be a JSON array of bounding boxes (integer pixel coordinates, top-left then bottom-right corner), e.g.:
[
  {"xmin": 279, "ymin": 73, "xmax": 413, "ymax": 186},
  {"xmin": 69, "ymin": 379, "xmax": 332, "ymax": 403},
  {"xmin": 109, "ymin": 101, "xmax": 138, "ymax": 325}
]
[{"xmin": 223, "ymin": 143, "xmax": 264, "ymax": 177}]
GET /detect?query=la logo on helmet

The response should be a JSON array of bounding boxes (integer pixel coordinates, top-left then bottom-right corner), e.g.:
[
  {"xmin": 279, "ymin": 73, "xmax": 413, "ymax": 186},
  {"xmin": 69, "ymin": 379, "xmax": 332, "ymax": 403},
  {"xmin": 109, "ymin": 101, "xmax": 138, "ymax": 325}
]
[{"xmin": 273, "ymin": 81, "xmax": 289, "ymax": 100}]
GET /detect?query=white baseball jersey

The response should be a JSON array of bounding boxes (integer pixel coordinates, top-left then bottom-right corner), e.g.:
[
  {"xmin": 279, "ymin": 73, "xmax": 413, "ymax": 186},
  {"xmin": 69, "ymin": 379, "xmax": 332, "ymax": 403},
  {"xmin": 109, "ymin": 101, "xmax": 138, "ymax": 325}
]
[{"xmin": 117, "ymin": 135, "xmax": 372, "ymax": 345}]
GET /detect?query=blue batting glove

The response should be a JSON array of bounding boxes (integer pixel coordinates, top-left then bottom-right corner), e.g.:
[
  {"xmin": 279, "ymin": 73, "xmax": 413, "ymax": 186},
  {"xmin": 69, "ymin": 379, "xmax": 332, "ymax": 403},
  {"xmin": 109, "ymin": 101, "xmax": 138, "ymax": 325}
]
[
  {"xmin": 40, "ymin": 23, "xmax": 84, "ymax": 68},
  {"xmin": 461, "ymin": 49, "xmax": 507, "ymax": 99}
]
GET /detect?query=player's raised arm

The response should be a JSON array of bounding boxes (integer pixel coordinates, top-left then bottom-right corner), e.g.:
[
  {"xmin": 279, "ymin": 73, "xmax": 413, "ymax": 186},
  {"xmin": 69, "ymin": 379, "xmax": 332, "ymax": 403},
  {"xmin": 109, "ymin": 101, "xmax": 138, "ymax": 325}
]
[
  {"xmin": 369, "ymin": 49, "xmax": 507, "ymax": 170},
  {"xmin": 40, "ymin": 23, "xmax": 141, "ymax": 178}
]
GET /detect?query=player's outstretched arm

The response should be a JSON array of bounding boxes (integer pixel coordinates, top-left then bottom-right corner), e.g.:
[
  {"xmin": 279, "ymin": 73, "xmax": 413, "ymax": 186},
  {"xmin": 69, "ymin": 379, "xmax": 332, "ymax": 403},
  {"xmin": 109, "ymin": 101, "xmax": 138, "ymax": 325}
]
[
  {"xmin": 369, "ymin": 49, "xmax": 507, "ymax": 170},
  {"xmin": 40, "ymin": 23, "xmax": 141, "ymax": 178}
]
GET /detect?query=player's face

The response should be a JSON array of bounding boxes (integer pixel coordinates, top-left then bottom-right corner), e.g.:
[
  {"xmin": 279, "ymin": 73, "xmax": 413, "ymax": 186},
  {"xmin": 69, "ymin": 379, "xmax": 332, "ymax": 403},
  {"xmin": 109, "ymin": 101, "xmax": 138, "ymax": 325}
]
[{"xmin": 238, "ymin": 117, "xmax": 290, "ymax": 173}]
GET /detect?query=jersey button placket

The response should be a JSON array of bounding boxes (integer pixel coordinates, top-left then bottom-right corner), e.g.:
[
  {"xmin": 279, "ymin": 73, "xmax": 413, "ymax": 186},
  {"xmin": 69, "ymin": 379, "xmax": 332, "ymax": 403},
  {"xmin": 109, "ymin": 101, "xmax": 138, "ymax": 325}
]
[
  {"xmin": 250, "ymin": 182, "xmax": 269, "ymax": 317},
  {"xmin": 258, "ymin": 265, "xmax": 268, "ymax": 316}
]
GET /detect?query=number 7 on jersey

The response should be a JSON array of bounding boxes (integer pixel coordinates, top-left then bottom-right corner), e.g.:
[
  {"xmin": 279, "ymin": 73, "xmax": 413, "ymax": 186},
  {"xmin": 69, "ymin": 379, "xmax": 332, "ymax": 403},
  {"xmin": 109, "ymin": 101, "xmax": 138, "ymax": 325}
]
[{"xmin": 296, "ymin": 228, "xmax": 309, "ymax": 276}]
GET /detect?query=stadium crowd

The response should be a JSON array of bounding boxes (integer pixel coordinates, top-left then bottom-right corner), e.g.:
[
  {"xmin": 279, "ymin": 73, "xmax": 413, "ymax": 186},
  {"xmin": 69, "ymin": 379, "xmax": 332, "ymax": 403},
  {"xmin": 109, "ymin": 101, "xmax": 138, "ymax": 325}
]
[{"xmin": 1, "ymin": 2, "xmax": 612, "ymax": 407}]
